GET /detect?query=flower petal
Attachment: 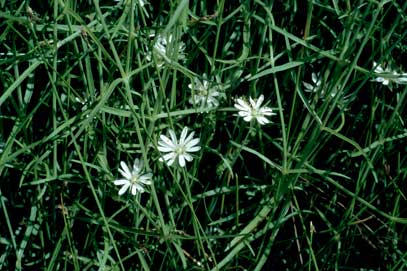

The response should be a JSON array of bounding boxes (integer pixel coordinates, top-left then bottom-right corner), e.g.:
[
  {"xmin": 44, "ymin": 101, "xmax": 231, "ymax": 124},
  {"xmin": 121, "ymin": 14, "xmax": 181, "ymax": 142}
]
[
  {"xmin": 158, "ymin": 134, "xmax": 176, "ymax": 148},
  {"xmin": 119, "ymin": 161, "xmax": 132, "ymax": 179},
  {"xmin": 182, "ymin": 153, "xmax": 193, "ymax": 162},
  {"xmin": 255, "ymin": 94, "xmax": 264, "ymax": 109},
  {"xmin": 168, "ymin": 129, "xmax": 178, "ymax": 144},
  {"xmin": 158, "ymin": 145, "xmax": 174, "ymax": 152},
  {"xmin": 118, "ymin": 183, "xmax": 130, "ymax": 195},
  {"xmin": 243, "ymin": 115, "xmax": 253, "ymax": 122},
  {"xmin": 178, "ymin": 155, "xmax": 186, "ymax": 167},
  {"xmin": 180, "ymin": 127, "xmax": 189, "ymax": 143},
  {"xmin": 303, "ymin": 82, "xmax": 315, "ymax": 92},
  {"xmin": 185, "ymin": 138, "xmax": 200, "ymax": 149},
  {"xmin": 114, "ymin": 179, "xmax": 129, "ymax": 186},
  {"xmin": 256, "ymin": 116, "xmax": 270, "ymax": 125}
]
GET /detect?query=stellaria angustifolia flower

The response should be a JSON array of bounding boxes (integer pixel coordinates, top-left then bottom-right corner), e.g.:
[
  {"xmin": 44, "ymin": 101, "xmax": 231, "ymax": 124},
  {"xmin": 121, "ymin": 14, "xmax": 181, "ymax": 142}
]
[
  {"xmin": 234, "ymin": 94, "xmax": 275, "ymax": 125},
  {"xmin": 157, "ymin": 127, "xmax": 201, "ymax": 167},
  {"xmin": 303, "ymin": 72, "xmax": 322, "ymax": 93},
  {"xmin": 303, "ymin": 72, "xmax": 339, "ymax": 99},
  {"xmin": 147, "ymin": 33, "xmax": 186, "ymax": 68},
  {"xmin": 371, "ymin": 61, "xmax": 407, "ymax": 87},
  {"xmin": 114, "ymin": 158, "xmax": 152, "ymax": 196},
  {"xmin": 114, "ymin": 0, "xmax": 145, "ymax": 6},
  {"xmin": 188, "ymin": 75, "xmax": 221, "ymax": 110}
]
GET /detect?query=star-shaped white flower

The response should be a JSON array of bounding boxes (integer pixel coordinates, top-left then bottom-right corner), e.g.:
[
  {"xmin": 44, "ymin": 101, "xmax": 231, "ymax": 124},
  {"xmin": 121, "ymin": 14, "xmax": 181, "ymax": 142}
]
[
  {"xmin": 114, "ymin": 159, "xmax": 152, "ymax": 196},
  {"xmin": 303, "ymin": 72, "xmax": 322, "ymax": 93},
  {"xmin": 372, "ymin": 61, "xmax": 407, "ymax": 86},
  {"xmin": 147, "ymin": 34, "xmax": 186, "ymax": 68},
  {"xmin": 188, "ymin": 75, "xmax": 221, "ymax": 110},
  {"xmin": 372, "ymin": 62, "xmax": 395, "ymax": 86},
  {"xmin": 115, "ymin": 0, "xmax": 145, "ymax": 6},
  {"xmin": 157, "ymin": 127, "xmax": 201, "ymax": 167},
  {"xmin": 303, "ymin": 72, "xmax": 338, "ymax": 98},
  {"xmin": 234, "ymin": 94, "xmax": 275, "ymax": 125}
]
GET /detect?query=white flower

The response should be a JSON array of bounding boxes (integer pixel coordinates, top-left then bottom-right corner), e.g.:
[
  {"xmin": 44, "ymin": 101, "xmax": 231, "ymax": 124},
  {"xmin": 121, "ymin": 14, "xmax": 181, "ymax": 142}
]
[
  {"xmin": 157, "ymin": 127, "xmax": 201, "ymax": 167},
  {"xmin": 372, "ymin": 62, "xmax": 394, "ymax": 85},
  {"xmin": 303, "ymin": 72, "xmax": 338, "ymax": 98},
  {"xmin": 234, "ymin": 94, "xmax": 275, "ymax": 125},
  {"xmin": 372, "ymin": 61, "xmax": 407, "ymax": 86},
  {"xmin": 147, "ymin": 34, "xmax": 186, "ymax": 68},
  {"xmin": 114, "ymin": 0, "xmax": 145, "ymax": 5},
  {"xmin": 113, "ymin": 159, "xmax": 152, "ymax": 196},
  {"xmin": 188, "ymin": 75, "xmax": 220, "ymax": 109},
  {"xmin": 303, "ymin": 72, "xmax": 322, "ymax": 93}
]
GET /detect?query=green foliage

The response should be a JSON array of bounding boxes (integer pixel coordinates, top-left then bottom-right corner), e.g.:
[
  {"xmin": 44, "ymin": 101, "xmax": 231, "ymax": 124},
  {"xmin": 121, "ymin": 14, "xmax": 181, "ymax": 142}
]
[{"xmin": 1, "ymin": 0, "xmax": 407, "ymax": 270}]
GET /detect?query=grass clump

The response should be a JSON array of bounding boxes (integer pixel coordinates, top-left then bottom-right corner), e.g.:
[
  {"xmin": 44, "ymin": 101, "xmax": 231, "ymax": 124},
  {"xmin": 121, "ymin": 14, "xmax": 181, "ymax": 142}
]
[{"xmin": 1, "ymin": 0, "xmax": 407, "ymax": 270}]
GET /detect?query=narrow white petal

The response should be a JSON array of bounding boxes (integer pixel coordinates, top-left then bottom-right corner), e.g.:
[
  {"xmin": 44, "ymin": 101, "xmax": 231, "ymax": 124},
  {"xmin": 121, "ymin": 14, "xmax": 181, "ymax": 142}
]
[
  {"xmin": 141, "ymin": 172, "xmax": 153, "ymax": 179},
  {"xmin": 119, "ymin": 161, "xmax": 132, "ymax": 179},
  {"xmin": 234, "ymin": 103, "xmax": 249, "ymax": 112},
  {"xmin": 209, "ymin": 98, "xmax": 219, "ymax": 107},
  {"xmin": 183, "ymin": 153, "xmax": 193, "ymax": 162},
  {"xmin": 185, "ymin": 138, "xmax": 200, "ymax": 149},
  {"xmin": 178, "ymin": 155, "xmax": 186, "ymax": 167},
  {"xmin": 114, "ymin": 179, "xmax": 129, "ymax": 186},
  {"xmin": 249, "ymin": 97, "xmax": 257, "ymax": 108},
  {"xmin": 311, "ymin": 73, "xmax": 318, "ymax": 84},
  {"xmin": 235, "ymin": 99, "xmax": 251, "ymax": 110},
  {"xmin": 159, "ymin": 135, "xmax": 176, "ymax": 148},
  {"xmin": 140, "ymin": 177, "xmax": 152, "ymax": 185},
  {"xmin": 166, "ymin": 156, "xmax": 176, "ymax": 166},
  {"xmin": 238, "ymin": 111, "xmax": 250, "ymax": 117},
  {"xmin": 179, "ymin": 127, "xmax": 189, "ymax": 143},
  {"xmin": 118, "ymin": 183, "xmax": 130, "ymax": 195},
  {"xmin": 256, "ymin": 116, "xmax": 269, "ymax": 125},
  {"xmin": 186, "ymin": 146, "xmax": 201, "ymax": 152},
  {"xmin": 183, "ymin": 131, "xmax": 196, "ymax": 144},
  {"xmin": 260, "ymin": 108, "xmax": 275, "ymax": 116},
  {"xmin": 255, "ymin": 95, "xmax": 264, "ymax": 109},
  {"xmin": 133, "ymin": 158, "xmax": 142, "ymax": 171},
  {"xmin": 158, "ymin": 145, "xmax": 174, "ymax": 152},
  {"xmin": 303, "ymin": 82, "xmax": 314, "ymax": 92},
  {"xmin": 162, "ymin": 152, "xmax": 176, "ymax": 163},
  {"xmin": 131, "ymin": 185, "xmax": 138, "ymax": 195},
  {"xmin": 168, "ymin": 129, "xmax": 178, "ymax": 144}
]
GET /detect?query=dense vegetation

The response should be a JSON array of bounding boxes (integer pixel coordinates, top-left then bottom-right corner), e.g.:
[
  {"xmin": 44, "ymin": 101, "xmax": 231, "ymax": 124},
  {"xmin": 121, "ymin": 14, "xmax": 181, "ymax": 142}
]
[{"xmin": 1, "ymin": 0, "xmax": 407, "ymax": 270}]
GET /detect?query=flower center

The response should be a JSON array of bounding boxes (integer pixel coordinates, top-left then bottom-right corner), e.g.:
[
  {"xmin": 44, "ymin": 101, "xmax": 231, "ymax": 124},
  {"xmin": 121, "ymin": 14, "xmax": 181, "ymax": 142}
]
[
  {"xmin": 251, "ymin": 108, "xmax": 259, "ymax": 117},
  {"xmin": 131, "ymin": 175, "xmax": 139, "ymax": 184},
  {"xmin": 198, "ymin": 88, "xmax": 208, "ymax": 97},
  {"xmin": 175, "ymin": 145, "xmax": 186, "ymax": 155}
]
